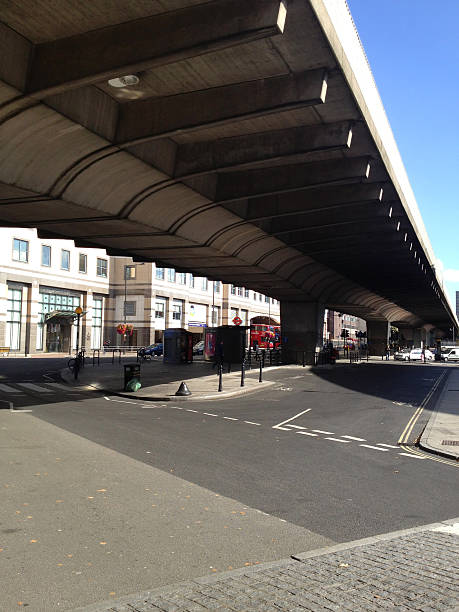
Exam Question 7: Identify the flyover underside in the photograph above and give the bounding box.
[0,0,453,331]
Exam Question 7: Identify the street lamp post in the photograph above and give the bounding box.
[75,305,83,354]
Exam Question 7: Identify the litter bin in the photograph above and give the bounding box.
[124,363,141,391]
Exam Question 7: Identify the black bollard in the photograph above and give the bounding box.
[302,351,306,367]
[227,362,231,374]
[259,358,263,383]
[218,363,223,392]
[241,360,245,387]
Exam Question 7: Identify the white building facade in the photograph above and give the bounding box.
[0,228,109,354]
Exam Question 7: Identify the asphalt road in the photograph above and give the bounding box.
[1,358,458,610]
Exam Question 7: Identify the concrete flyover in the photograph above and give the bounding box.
[0,0,457,361]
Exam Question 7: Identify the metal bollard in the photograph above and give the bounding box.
[241,360,245,387]
[302,351,306,367]
[259,358,263,383]
[227,362,231,374]
[218,363,223,392]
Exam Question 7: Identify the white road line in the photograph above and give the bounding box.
[272,408,311,430]
[186,409,198,413]
[311,429,334,435]
[341,435,366,441]
[17,383,53,393]
[45,383,75,391]
[324,437,351,443]
[244,421,261,426]
[359,444,389,452]
[377,443,399,449]
[287,424,307,429]
[296,431,318,437]
[275,426,292,431]
[223,417,238,421]
[104,397,139,405]
[0,384,24,394]
[203,413,218,417]
[398,452,426,459]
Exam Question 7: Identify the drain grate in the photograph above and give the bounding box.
[441,440,459,446]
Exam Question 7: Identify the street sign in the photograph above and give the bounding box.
[233,316,242,326]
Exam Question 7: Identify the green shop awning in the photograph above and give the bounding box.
[45,310,86,324]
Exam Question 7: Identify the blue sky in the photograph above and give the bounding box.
[347,0,459,312]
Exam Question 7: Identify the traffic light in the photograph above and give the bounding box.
[341,329,349,338]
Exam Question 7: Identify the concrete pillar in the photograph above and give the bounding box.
[280,301,324,365]
[412,328,422,347]
[398,327,414,348]
[366,320,390,357]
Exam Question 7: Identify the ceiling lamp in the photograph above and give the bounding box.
[108,75,139,88]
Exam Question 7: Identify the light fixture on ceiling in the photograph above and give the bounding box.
[108,75,140,88]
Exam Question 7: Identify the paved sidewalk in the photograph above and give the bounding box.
[75,518,459,612]
[420,368,459,460]
[61,357,288,401]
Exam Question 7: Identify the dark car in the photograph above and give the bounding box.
[192,340,204,355]
[139,343,163,358]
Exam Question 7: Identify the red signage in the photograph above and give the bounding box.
[233,316,242,326]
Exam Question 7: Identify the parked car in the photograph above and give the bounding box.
[394,348,410,361]
[139,343,163,358]
[442,348,459,362]
[192,340,204,355]
[409,348,434,361]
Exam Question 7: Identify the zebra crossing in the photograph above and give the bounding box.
[0,381,85,396]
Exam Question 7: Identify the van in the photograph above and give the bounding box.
[443,348,459,362]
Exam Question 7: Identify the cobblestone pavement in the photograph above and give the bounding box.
[76,520,459,612]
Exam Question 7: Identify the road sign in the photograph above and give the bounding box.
[233,316,242,326]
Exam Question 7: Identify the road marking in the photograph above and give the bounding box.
[341,435,366,441]
[223,417,238,421]
[359,444,389,452]
[186,409,198,413]
[244,421,261,426]
[287,424,307,429]
[46,382,75,391]
[377,443,399,449]
[324,437,351,443]
[0,384,24,394]
[398,370,447,444]
[275,426,292,431]
[311,429,334,435]
[296,431,318,436]
[104,397,139,405]
[17,383,53,393]
[272,408,311,430]
[203,413,218,417]
[398,452,425,459]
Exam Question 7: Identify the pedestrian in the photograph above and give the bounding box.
[385,345,390,360]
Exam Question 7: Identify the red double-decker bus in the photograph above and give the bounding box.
[250,323,281,350]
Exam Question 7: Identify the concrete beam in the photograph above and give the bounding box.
[46,68,328,144]
[11,0,288,96]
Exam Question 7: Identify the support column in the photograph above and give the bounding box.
[412,328,422,347]
[280,301,324,365]
[398,327,414,348]
[366,320,390,357]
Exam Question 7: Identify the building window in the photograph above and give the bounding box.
[124,301,136,316]
[214,281,221,293]
[189,274,194,288]
[244,288,249,298]
[7,287,22,350]
[238,287,243,297]
[61,249,70,270]
[13,239,29,263]
[211,306,219,325]
[41,245,51,267]
[177,272,186,284]
[201,277,208,291]
[265,295,270,303]
[241,310,248,325]
[156,267,164,280]
[259,293,262,301]
[91,298,103,349]
[97,258,108,277]
[155,302,165,318]
[167,268,176,282]
[124,265,136,280]
[79,253,87,273]
[172,304,182,320]
[230,308,238,322]
[230,284,236,295]
[253,292,257,300]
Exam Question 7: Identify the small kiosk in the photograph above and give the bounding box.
[163,328,193,364]
[204,325,249,364]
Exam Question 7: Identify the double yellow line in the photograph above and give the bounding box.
[398,369,459,468]
[398,370,447,445]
